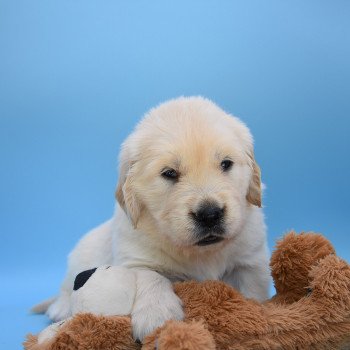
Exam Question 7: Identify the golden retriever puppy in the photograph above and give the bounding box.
[39,96,270,341]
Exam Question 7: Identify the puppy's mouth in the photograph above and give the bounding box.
[196,235,224,246]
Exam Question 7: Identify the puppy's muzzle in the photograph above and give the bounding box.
[191,201,226,246]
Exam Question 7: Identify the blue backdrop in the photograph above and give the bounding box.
[1,1,349,348]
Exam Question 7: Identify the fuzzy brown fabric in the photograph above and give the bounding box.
[163,255,350,349]
[143,320,216,350]
[24,314,139,350]
[24,232,350,350]
[270,231,336,304]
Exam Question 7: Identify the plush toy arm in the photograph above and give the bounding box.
[236,255,350,350]
[143,320,216,350]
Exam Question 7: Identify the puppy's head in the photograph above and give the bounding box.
[116,97,261,248]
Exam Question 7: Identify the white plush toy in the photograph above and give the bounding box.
[34,266,138,346]
[71,266,137,316]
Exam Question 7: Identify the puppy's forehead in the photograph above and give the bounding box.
[129,97,253,167]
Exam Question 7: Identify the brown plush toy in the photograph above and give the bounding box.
[24,232,350,350]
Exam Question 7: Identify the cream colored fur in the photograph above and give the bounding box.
[40,97,270,341]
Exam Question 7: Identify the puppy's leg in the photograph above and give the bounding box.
[131,269,184,342]
[46,220,114,321]
[225,263,271,301]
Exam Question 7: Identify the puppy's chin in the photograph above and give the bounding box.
[166,228,229,251]
[158,217,239,250]
[195,235,225,246]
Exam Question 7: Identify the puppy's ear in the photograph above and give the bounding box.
[246,151,262,207]
[115,150,143,228]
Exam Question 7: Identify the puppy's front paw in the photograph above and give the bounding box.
[46,292,71,322]
[131,293,184,342]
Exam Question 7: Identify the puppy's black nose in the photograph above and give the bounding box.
[193,202,224,227]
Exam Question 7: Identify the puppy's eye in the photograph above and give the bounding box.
[221,159,234,172]
[161,168,179,181]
